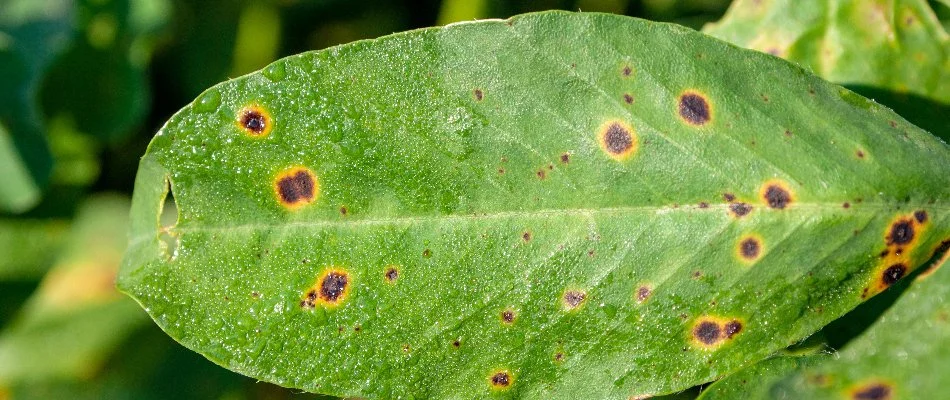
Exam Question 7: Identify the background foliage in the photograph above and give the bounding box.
[0,0,946,399]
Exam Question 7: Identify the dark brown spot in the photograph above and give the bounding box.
[275,168,317,208]
[692,270,703,279]
[636,286,651,302]
[784,129,793,137]
[852,383,892,400]
[724,320,742,338]
[602,122,634,156]
[888,220,915,245]
[501,309,515,324]
[554,352,564,362]
[497,168,505,174]
[422,249,432,258]
[857,150,865,158]
[935,240,950,257]
[739,237,761,260]
[843,202,851,209]
[879,249,889,258]
[452,340,461,348]
[239,108,268,135]
[730,203,753,217]
[522,231,532,242]
[339,206,348,216]
[474,88,484,101]
[882,263,907,286]
[622,66,632,77]
[251,291,260,298]
[385,267,398,283]
[354,325,361,332]
[536,169,546,180]
[763,184,792,209]
[319,271,348,302]
[679,91,711,126]
[560,152,570,163]
[914,210,928,223]
[563,290,586,309]
[623,93,634,104]
[723,193,736,202]
[693,321,721,345]
[698,202,709,208]
[490,371,511,388]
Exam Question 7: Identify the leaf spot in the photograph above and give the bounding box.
[914,210,928,224]
[473,88,484,101]
[274,167,318,210]
[882,263,907,286]
[850,381,892,400]
[384,266,399,283]
[729,203,753,218]
[737,236,762,262]
[887,219,915,245]
[490,371,513,389]
[301,268,350,308]
[621,65,632,77]
[636,285,652,303]
[678,90,712,126]
[761,180,793,209]
[501,308,516,325]
[236,104,272,137]
[522,231,532,242]
[560,152,570,163]
[692,320,721,345]
[562,290,587,311]
[597,120,638,161]
[623,93,634,104]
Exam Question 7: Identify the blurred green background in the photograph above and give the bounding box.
[1,0,760,398]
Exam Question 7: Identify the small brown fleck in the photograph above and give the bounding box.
[623,93,634,104]
[522,231,532,242]
[473,88,484,101]
[423,249,432,258]
[784,129,793,137]
[560,152,570,163]
[498,168,505,174]
[698,202,709,208]
[882,263,907,286]
[879,249,889,258]
[554,352,564,362]
[339,206,348,216]
[914,210,928,223]
[452,340,461,348]
[692,270,703,279]
[723,193,736,202]
[888,120,897,128]
[678,91,712,126]
[536,169,546,180]
[857,150,865,158]
[843,202,851,209]
[562,290,587,310]
[622,66,632,77]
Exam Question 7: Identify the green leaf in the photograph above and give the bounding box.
[0,217,69,281]
[703,0,950,139]
[0,0,75,212]
[697,353,829,399]
[767,257,950,399]
[119,11,950,398]
[0,195,148,384]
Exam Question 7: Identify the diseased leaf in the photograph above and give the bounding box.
[119,11,950,399]
[697,353,829,399]
[703,0,950,139]
[767,255,950,399]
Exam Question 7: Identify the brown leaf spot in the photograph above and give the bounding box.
[692,320,722,346]
[856,150,865,159]
[623,93,634,104]
[636,285,652,303]
[622,65,632,77]
[914,210,928,223]
[698,202,709,209]
[422,248,432,258]
[236,105,272,137]
[730,203,753,217]
[522,231,532,242]
[887,219,915,245]
[274,167,318,210]
[339,206,348,216]
[562,290,587,310]
[560,152,571,163]
[851,382,892,400]
[597,120,638,161]
[882,263,907,286]
[536,169,546,180]
[473,88,484,101]
[501,309,516,324]
[761,180,793,209]
[452,339,461,348]
[678,90,712,126]
[489,371,513,389]
[843,202,851,209]
[724,320,742,338]
[738,236,762,261]
[302,268,351,308]
[723,193,736,202]
[384,266,399,283]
